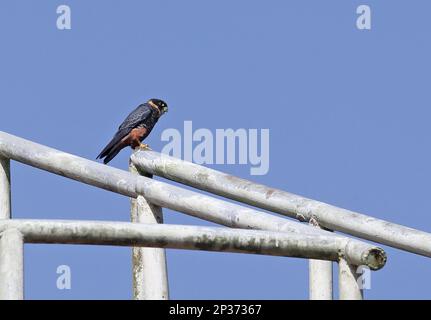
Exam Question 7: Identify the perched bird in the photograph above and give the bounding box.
[97,98,168,164]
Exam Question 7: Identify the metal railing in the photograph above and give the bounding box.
[0,131,428,300]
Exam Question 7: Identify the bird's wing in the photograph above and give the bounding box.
[118,103,152,130]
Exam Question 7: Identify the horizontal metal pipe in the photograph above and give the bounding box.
[131,150,431,258]
[0,219,370,262]
[0,132,386,269]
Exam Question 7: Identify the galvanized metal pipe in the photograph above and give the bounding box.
[309,220,333,300]
[0,157,11,219]
[0,132,138,198]
[0,219,377,263]
[309,260,333,300]
[130,164,169,300]
[338,258,363,300]
[0,132,386,269]
[130,150,431,258]
[0,229,24,300]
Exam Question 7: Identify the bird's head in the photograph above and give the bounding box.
[149,98,169,115]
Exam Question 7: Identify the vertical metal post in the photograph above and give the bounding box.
[0,229,24,300]
[309,219,333,300]
[130,162,169,300]
[309,259,333,300]
[0,157,11,219]
[338,257,363,300]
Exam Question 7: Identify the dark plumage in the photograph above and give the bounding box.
[97,99,168,164]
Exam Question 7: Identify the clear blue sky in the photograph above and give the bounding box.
[0,0,430,299]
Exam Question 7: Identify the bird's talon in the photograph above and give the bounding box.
[139,143,151,150]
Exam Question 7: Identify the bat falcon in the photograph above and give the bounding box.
[97,98,168,164]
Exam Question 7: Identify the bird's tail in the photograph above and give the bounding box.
[102,143,125,164]
[97,129,129,164]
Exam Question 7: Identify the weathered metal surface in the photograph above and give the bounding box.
[0,132,138,198]
[338,258,363,300]
[309,220,333,300]
[131,150,431,258]
[0,157,11,219]
[130,164,169,300]
[309,259,333,300]
[0,132,386,269]
[0,229,24,300]
[0,219,380,266]
[134,172,386,270]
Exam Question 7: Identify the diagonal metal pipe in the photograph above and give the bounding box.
[130,150,431,258]
[0,131,386,269]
